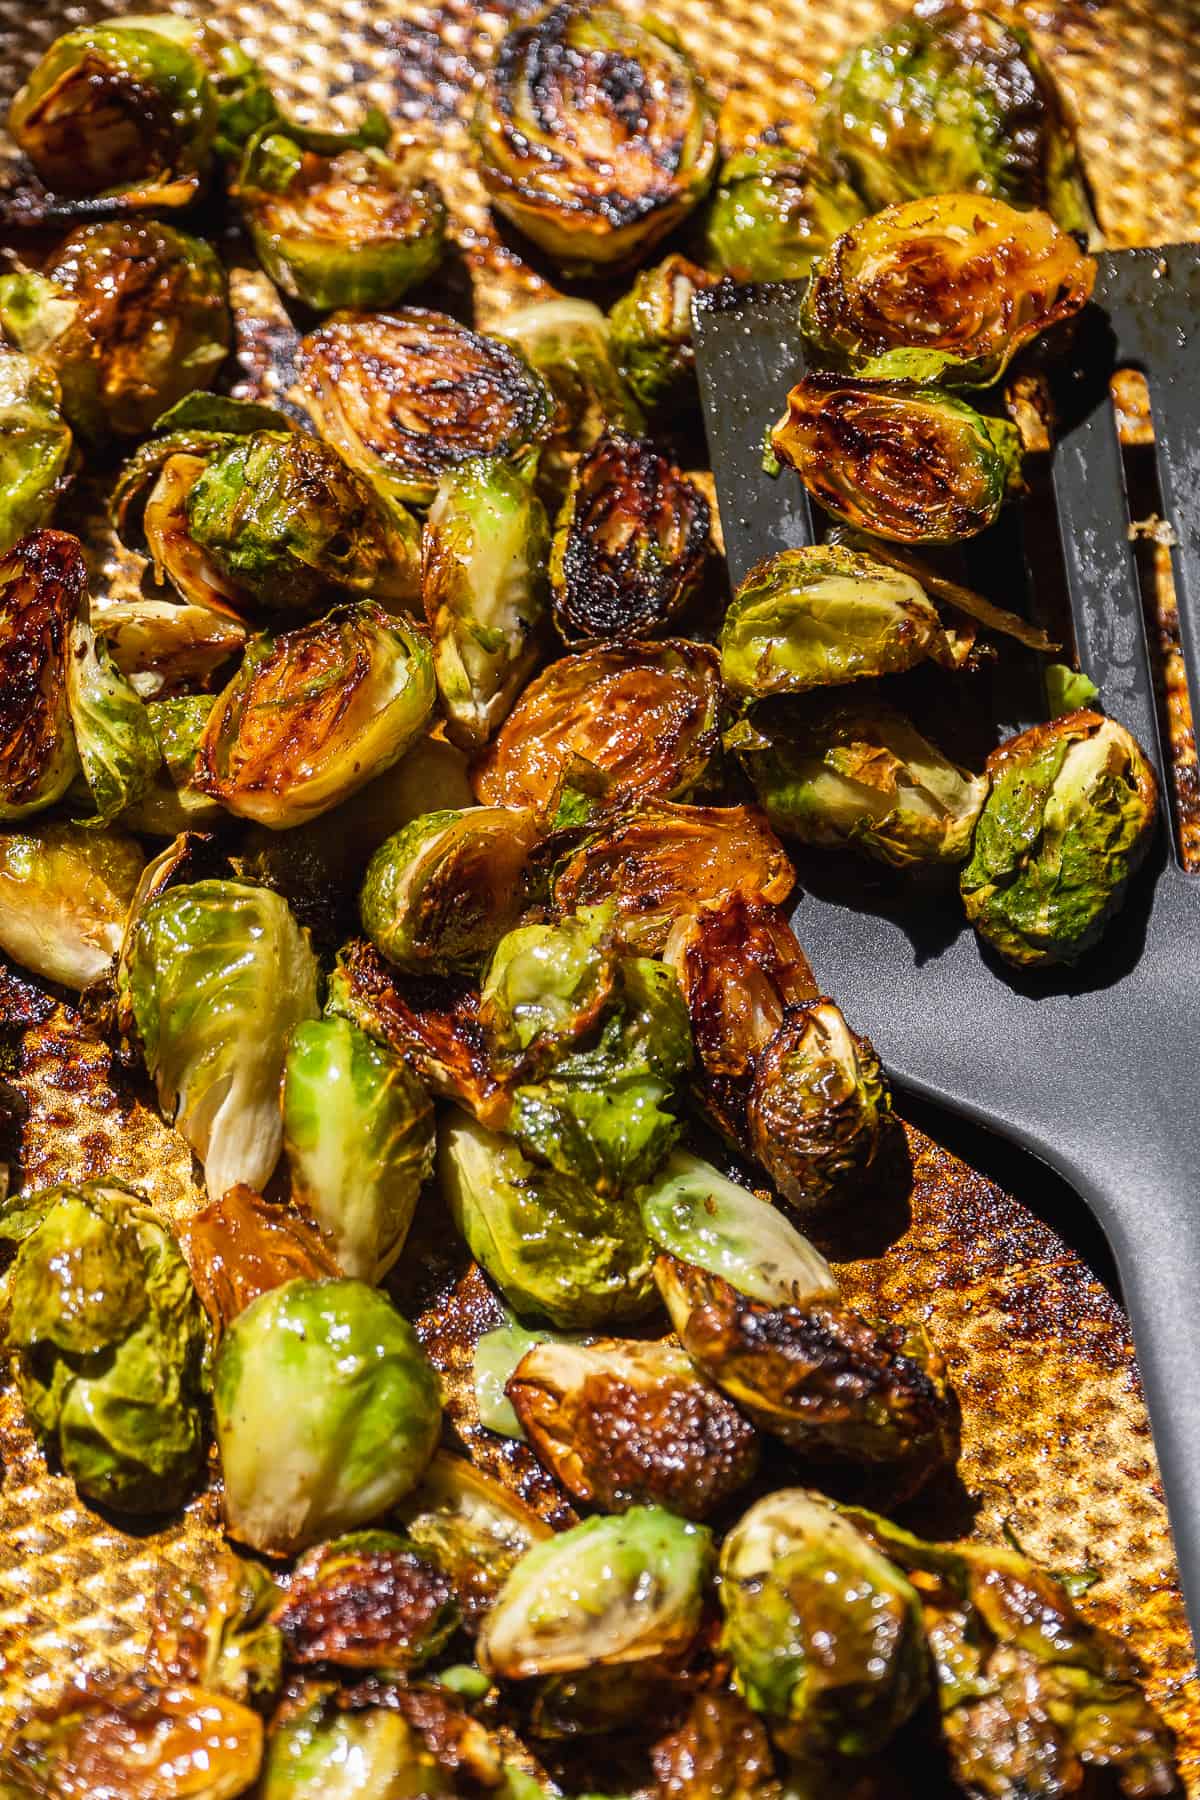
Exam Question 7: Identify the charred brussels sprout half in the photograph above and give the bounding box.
[494,299,645,470]
[146,1546,284,1706]
[550,431,710,641]
[0,530,83,819]
[213,1276,441,1555]
[772,373,1022,544]
[0,1180,208,1513]
[607,256,716,416]
[297,309,554,509]
[961,709,1158,967]
[472,3,717,273]
[396,1450,553,1623]
[0,354,73,556]
[272,1530,458,1672]
[703,144,865,283]
[720,1490,928,1760]
[0,222,230,445]
[0,822,143,991]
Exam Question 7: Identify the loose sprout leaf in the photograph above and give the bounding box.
[607,255,716,415]
[67,611,162,826]
[1045,662,1100,716]
[474,1321,565,1439]
[0,353,73,556]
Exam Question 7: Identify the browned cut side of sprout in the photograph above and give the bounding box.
[650,1691,780,1797]
[0,527,85,819]
[271,1533,457,1672]
[179,1184,342,1333]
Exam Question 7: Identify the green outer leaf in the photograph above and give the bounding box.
[67,614,161,825]
[0,355,73,556]
[702,144,864,283]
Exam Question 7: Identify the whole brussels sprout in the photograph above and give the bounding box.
[702,143,865,283]
[213,1276,441,1554]
[607,256,716,416]
[0,822,143,991]
[0,530,83,820]
[493,300,645,473]
[272,1530,458,1672]
[550,431,711,642]
[282,1016,435,1282]
[258,1683,454,1799]
[0,354,73,557]
[122,694,225,836]
[0,223,230,445]
[961,709,1158,967]
[422,458,551,751]
[0,1180,208,1513]
[771,372,1023,544]
[396,1449,553,1623]
[472,4,717,274]
[720,1490,928,1759]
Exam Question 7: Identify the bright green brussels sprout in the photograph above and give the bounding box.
[0,223,230,445]
[439,1110,657,1329]
[422,458,551,751]
[122,879,320,1200]
[0,354,73,556]
[733,700,988,867]
[493,300,645,477]
[0,1179,208,1513]
[961,709,1159,967]
[472,4,718,274]
[396,1449,554,1624]
[196,604,434,829]
[702,143,865,283]
[282,1016,435,1282]
[0,529,82,821]
[818,1,1093,234]
[0,822,143,991]
[146,1546,284,1707]
[480,904,615,1063]
[720,1490,928,1759]
[121,694,225,836]
[272,1530,458,1672]
[800,194,1096,387]
[360,806,539,977]
[213,1276,441,1555]
[772,372,1023,545]
[606,256,716,417]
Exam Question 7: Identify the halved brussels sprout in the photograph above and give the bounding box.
[296,310,554,509]
[493,300,645,474]
[961,709,1158,966]
[550,431,710,642]
[272,1531,458,1672]
[0,354,73,556]
[720,1490,927,1759]
[606,256,716,417]
[122,879,320,1200]
[0,528,83,820]
[509,1336,759,1519]
[472,4,717,273]
[196,604,434,829]
[0,1179,208,1513]
[360,806,539,976]
[180,1184,342,1333]
[650,1692,781,1800]
[702,144,865,283]
[396,1450,553,1623]
[146,1547,284,1707]
[733,700,988,867]
[818,1,1093,234]
[473,639,722,817]
[0,223,230,445]
[771,373,1023,544]
[0,822,143,991]
[439,1110,657,1328]
[801,194,1096,386]
[422,458,550,751]
[122,694,225,836]
[282,1015,435,1282]
[94,597,248,699]
[213,1276,441,1555]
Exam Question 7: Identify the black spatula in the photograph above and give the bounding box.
[693,243,1200,1640]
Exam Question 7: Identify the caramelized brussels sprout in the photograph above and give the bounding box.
[550,431,710,641]
[272,1531,457,1672]
[297,309,554,509]
[0,354,73,556]
[282,1016,435,1282]
[720,1490,927,1759]
[396,1450,553,1623]
[0,1180,208,1512]
[703,143,865,283]
[607,256,716,416]
[818,1,1093,233]
[0,822,143,990]
[473,639,721,817]
[422,458,550,751]
[213,1276,441,1555]
[180,1184,342,1333]
[0,528,83,820]
[258,1681,507,1799]
[802,195,1096,386]
[494,300,645,470]
[472,4,717,273]
[649,1692,781,1800]
[772,373,1023,544]
[961,709,1158,967]
[0,223,230,445]
[122,694,225,835]
[146,1546,284,1707]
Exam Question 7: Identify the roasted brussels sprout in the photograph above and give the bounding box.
[282,1016,435,1282]
[440,1110,657,1328]
[703,143,865,283]
[494,299,645,472]
[360,806,539,976]
[122,694,225,835]
[961,709,1158,967]
[473,639,721,817]
[122,879,320,1200]
[818,1,1093,233]
[213,1276,441,1555]
[95,596,249,699]
[607,256,716,417]
[0,529,83,821]
[196,604,434,829]
[649,1692,781,1800]
[259,1680,507,1799]
[772,373,1023,544]
[509,1336,759,1519]
[0,223,230,445]
[296,310,554,509]
[272,1530,457,1672]
[720,1490,927,1759]
[68,594,163,828]
[422,458,551,751]
[550,431,710,642]
[396,1450,553,1623]
[0,1180,208,1512]
[472,4,717,273]
[180,1184,342,1333]
[0,822,143,991]
[146,1546,284,1707]
[801,195,1096,386]
[0,354,73,556]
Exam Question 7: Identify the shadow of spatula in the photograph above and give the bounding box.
[693,243,1200,1641]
